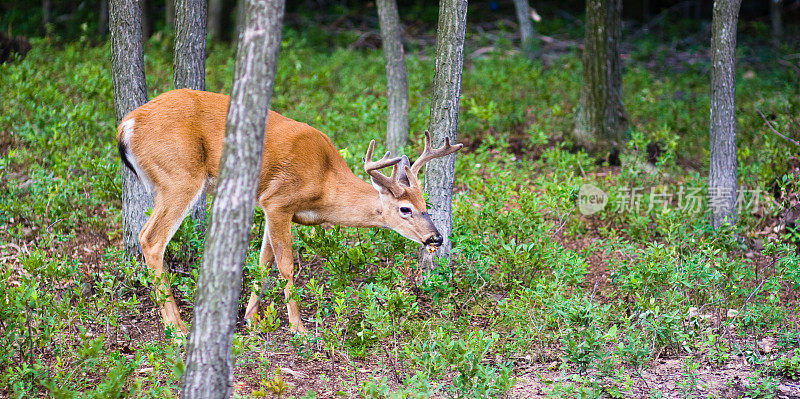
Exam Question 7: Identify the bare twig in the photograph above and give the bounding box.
[549,210,572,238]
[729,278,766,325]
[757,109,800,147]
[576,158,587,179]
[777,58,800,75]
[589,276,599,303]
[628,1,693,41]
[635,367,651,393]
[795,319,800,350]
[786,106,800,131]
[553,8,582,27]
[381,343,402,384]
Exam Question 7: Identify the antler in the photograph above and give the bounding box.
[364,140,405,197]
[409,130,464,176]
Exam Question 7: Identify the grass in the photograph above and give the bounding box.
[0,24,799,398]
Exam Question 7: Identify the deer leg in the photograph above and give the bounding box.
[139,183,204,337]
[244,220,275,321]
[264,210,307,333]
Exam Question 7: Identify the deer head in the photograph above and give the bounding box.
[364,131,463,252]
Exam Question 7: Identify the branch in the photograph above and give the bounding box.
[778,58,800,75]
[757,109,800,147]
[628,1,693,41]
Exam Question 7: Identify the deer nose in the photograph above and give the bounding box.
[425,234,443,246]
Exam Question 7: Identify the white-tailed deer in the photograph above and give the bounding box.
[117,89,462,334]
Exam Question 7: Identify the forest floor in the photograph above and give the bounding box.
[40,200,800,398]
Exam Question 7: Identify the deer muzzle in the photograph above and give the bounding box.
[424,233,443,253]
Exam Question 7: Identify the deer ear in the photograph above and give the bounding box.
[397,156,412,186]
[370,166,406,198]
[372,180,405,198]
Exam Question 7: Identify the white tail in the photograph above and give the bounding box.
[117,89,462,334]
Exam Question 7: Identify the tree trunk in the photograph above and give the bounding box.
[376,0,409,155]
[110,0,152,259]
[166,0,176,31]
[141,0,150,40]
[771,0,783,48]
[709,0,741,228]
[512,0,536,54]
[235,0,246,41]
[174,0,207,96]
[98,0,109,35]
[181,0,284,397]
[573,0,627,158]
[207,0,225,41]
[42,0,50,29]
[174,0,208,228]
[420,0,468,269]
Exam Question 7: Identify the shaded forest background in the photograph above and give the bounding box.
[2,0,799,45]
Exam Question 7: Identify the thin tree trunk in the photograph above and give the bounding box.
[771,0,783,47]
[512,0,536,54]
[175,0,208,228]
[420,0,468,269]
[573,0,627,158]
[235,0,246,41]
[141,0,150,39]
[174,0,207,94]
[166,0,176,31]
[110,0,152,259]
[98,0,109,35]
[709,0,741,228]
[42,0,50,26]
[377,0,409,154]
[207,0,224,41]
[181,0,284,397]
[643,0,650,23]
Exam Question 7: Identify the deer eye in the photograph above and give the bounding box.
[399,207,412,217]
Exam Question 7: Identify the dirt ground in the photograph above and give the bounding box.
[510,358,800,398]
[4,167,799,398]
[221,331,800,398]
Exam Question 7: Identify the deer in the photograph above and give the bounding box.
[116,88,462,335]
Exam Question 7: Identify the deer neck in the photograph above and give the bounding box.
[323,172,386,229]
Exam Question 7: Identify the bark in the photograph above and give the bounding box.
[166,0,176,31]
[42,0,50,29]
[709,0,741,228]
[642,0,650,23]
[376,0,409,154]
[110,0,152,259]
[512,0,536,53]
[175,0,208,228]
[235,0,246,41]
[98,0,109,35]
[207,0,225,41]
[573,0,627,157]
[141,0,150,39]
[420,0,468,269]
[174,0,206,94]
[771,0,783,47]
[181,0,284,397]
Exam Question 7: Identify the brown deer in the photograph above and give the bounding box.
[117,89,462,334]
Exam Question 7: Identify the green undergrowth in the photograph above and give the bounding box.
[1,28,798,398]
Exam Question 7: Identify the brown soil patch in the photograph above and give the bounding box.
[0,129,13,157]
[59,229,111,266]
[510,356,800,398]
[231,329,401,397]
